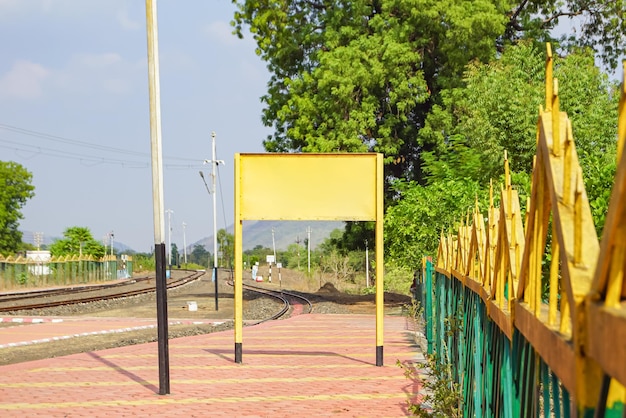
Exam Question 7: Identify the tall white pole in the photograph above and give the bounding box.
[182,221,187,265]
[145,0,169,394]
[166,209,173,266]
[211,132,218,273]
[272,227,276,262]
[202,132,224,311]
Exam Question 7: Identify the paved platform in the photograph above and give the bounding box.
[0,314,425,417]
[0,316,222,349]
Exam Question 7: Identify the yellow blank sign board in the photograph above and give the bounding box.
[236,153,382,221]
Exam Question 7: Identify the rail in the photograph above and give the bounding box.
[420,44,626,416]
[240,282,313,323]
[0,269,203,313]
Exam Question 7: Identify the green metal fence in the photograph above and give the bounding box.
[419,45,626,417]
[0,254,132,291]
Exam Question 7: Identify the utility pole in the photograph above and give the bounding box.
[203,131,224,311]
[295,235,301,269]
[34,232,43,251]
[146,0,170,394]
[307,226,311,273]
[165,209,173,267]
[182,221,187,265]
[271,227,277,263]
[110,231,115,258]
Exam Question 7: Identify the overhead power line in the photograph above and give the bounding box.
[0,123,205,169]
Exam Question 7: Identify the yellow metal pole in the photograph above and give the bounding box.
[618,61,625,162]
[574,169,582,265]
[234,154,243,363]
[375,153,384,366]
[563,120,573,206]
[548,221,559,326]
[552,79,561,156]
[545,43,553,112]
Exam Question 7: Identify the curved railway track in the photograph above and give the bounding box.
[0,270,312,324]
[241,282,313,323]
[0,270,205,313]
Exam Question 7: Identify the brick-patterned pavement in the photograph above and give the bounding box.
[0,314,425,417]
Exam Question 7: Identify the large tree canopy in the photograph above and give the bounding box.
[0,161,35,255]
[233,0,624,187]
[420,42,619,184]
[386,43,619,267]
[233,0,624,267]
[233,0,511,184]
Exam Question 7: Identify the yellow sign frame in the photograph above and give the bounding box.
[234,153,385,366]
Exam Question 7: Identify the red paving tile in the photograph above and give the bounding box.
[0,314,425,417]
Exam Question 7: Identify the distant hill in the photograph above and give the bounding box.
[191,220,345,252]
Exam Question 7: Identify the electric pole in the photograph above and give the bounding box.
[34,232,43,251]
[307,226,311,273]
[182,221,187,265]
[110,231,114,258]
[203,131,224,310]
[295,235,301,269]
[146,0,170,394]
[271,227,276,262]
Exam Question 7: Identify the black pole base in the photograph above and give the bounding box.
[214,266,219,311]
[155,243,170,394]
[235,342,242,364]
[376,345,383,367]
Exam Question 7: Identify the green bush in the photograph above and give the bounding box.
[384,264,413,294]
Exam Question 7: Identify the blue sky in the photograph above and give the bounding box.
[0,0,270,252]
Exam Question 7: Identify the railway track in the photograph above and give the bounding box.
[0,269,312,325]
[242,282,313,323]
[0,270,205,313]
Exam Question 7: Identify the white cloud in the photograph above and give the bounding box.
[0,0,19,12]
[0,0,139,23]
[75,52,123,68]
[117,8,141,31]
[51,52,143,97]
[0,60,49,100]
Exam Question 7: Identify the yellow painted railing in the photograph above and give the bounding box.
[434,44,626,415]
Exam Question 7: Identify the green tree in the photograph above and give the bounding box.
[233,1,623,268]
[0,161,35,255]
[170,243,180,267]
[233,0,510,185]
[420,42,617,218]
[385,179,485,268]
[244,244,272,267]
[422,42,618,183]
[233,0,624,187]
[189,244,210,267]
[217,229,234,268]
[279,243,300,269]
[386,43,618,268]
[49,226,106,259]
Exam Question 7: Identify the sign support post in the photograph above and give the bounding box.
[234,153,384,365]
